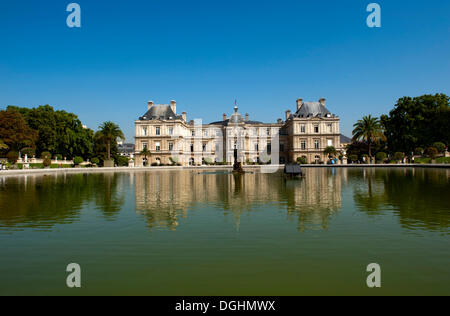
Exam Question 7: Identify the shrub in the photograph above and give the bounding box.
[91,157,100,165]
[393,152,404,161]
[21,147,35,157]
[43,158,51,167]
[151,162,158,166]
[40,151,52,159]
[425,147,438,159]
[7,151,19,164]
[349,155,358,163]
[73,156,83,165]
[296,156,307,165]
[415,147,424,156]
[376,152,387,162]
[116,156,129,167]
[433,142,446,153]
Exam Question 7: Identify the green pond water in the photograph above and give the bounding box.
[0,168,449,296]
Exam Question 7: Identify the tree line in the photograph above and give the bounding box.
[348,93,450,163]
[0,105,126,166]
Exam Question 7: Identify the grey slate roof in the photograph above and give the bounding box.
[292,102,332,118]
[139,105,183,121]
[340,134,352,144]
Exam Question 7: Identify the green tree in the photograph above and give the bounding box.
[425,147,438,159]
[73,156,84,165]
[0,109,37,151]
[433,142,446,153]
[352,115,386,161]
[7,151,19,164]
[376,152,387,162]
[7,105,94,159]
[381,94,450,153]
[324,146,337,158]
[97,122,125,161]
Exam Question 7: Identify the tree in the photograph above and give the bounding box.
[425,147,438,159]
[97,122,125,161]
[324,146,337,158]
[296,156,307,165]
[433,142,446,153]
[352,115,386,161]
[376,152,387,162]
[393,152,404,162]
[0,109,37,151]
[381,94,450,153]
[141,146,151,166]
[7,105,94,159]
[7,151,19,164]
[73,156,84,165]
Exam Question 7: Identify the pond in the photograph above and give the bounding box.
[0,168,449,295]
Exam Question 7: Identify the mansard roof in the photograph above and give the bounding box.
[292,102,333,118]
[340,134,352,144]
[139,105,183,121]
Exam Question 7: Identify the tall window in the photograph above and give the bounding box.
[142,127,148,136]
[190,144,194,152]
[327,124,332,133]
[155,142,161,151]
[327,139,333,147]
[142,142,148,150]
[266,128,270,136]
[280,142,285,152]
[168,127,173,136]
[155,127,160,135]
[216,129,221,137]
[203,130,208,137]
[267,142,272,154]
[215,143,220,152]
[254,143,259,151]
[301,141,306,150]
[202,144,207,152]
[314,125,319,133]
[314,140,320,149]
[169,142,173,151]
[191,130,195,136]
[300,125,306,133]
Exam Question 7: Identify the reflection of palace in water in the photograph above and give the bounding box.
[134,169,344,231]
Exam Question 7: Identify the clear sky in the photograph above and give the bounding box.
[1,0,449,141]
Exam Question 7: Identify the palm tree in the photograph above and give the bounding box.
[141,146,151,166]
[352,115,386,162]
[98,122,125,161]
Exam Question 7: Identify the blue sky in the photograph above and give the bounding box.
[1,0,449,141]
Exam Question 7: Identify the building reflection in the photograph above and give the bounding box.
[134,168,343,232]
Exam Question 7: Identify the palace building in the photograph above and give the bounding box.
[134,98,346,166]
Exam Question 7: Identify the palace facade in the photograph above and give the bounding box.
[134,98,346,166]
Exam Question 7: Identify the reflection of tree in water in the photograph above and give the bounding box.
[353,168,450,233]
[134,169,343,232]
[93,173,125,220]
[0,173,125,230]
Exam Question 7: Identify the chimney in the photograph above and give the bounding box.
[285,110,291,121]
[147,101,154,110]
[170,100,177,114]
[296,98,303,110]
[223,113,227,121]
[182,112,187,122]
[245,113,249,121]
[319,98,326,106]
[277,118,283,124]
